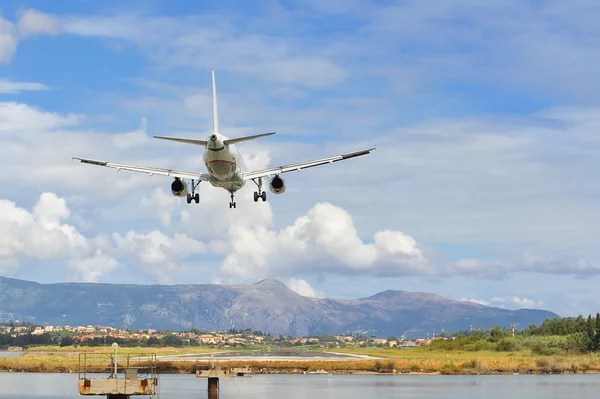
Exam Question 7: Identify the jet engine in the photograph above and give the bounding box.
[269,175,286,194]
[170,177,189,197]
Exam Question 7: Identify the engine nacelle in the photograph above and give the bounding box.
[269,175,286,194]
[170,178,189,197]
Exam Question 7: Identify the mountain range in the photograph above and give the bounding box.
[0,276,559,338]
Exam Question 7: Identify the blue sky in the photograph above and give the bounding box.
[1,0,600,322]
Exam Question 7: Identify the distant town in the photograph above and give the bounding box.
[0,321,450,349]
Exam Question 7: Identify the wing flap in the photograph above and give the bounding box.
[72,157,210,181]
[242,147,375,180]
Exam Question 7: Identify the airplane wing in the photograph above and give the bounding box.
[72,157,210,181]
[241,147,376,181]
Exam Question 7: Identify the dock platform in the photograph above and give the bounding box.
[77,344,158,399]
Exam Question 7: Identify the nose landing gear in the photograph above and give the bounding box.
[229,191,236,208]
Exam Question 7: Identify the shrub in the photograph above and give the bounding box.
[496,338,523,352]
[440,363,461,375]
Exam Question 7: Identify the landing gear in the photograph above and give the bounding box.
[186,193,199,204]
[252,178,267,202]
[229,191,236,209]
[186,179,201,204]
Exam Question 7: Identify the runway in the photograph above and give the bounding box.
[156,351,381,362]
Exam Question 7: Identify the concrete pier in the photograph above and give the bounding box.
[196,355,255,397]
[208,377,219,391]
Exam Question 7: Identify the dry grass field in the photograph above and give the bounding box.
[3,345,600,374]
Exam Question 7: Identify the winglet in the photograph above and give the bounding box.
[212,70,219,134]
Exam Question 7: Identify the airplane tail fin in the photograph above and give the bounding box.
[153,72,274,147]
[212,70,219,134]
[152,71,219,146]
[223,132,276,146]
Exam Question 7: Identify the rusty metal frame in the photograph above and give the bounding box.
[77,351,159,397]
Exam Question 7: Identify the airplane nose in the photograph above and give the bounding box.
[210,134,217,141]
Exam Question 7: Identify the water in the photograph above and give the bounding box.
[1,373,600,398]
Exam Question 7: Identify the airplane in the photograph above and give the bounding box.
[73,71,376,209]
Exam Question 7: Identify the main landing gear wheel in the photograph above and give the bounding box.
[229,191,236,209]
[187,193,199,204]
[252,178,267,202]
[253,191,267,202]
[187,179,201,204]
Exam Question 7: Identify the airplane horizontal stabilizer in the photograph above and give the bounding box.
[223,132,276,146]
[153,136,208,146]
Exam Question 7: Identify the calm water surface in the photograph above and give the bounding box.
[1,373,600,398]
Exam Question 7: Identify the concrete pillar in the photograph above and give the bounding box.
[208,377,219,391]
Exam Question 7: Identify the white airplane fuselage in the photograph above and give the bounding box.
[203,133,247,192]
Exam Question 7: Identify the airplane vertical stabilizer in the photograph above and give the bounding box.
[212,70,219,134]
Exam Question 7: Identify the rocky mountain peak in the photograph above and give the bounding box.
[254,276,286,287]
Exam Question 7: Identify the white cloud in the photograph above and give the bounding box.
[0,193,117,282]
[60,13,346,87]
[361,0,600,101]
[17,9,62,38]
[111,117,148,149]
[459,295,543,309]
[0,16,18,64]
[0,102,81,134]
[458,298,490,306]
[140,187,182,226]
[219,202,431,280]
[113,230,207,264]
[67,250,118,282]
[112,230,207,283]
[287,278,325,298]
[446,255,600,279]
[0,9,62,64]
[0,79,49,94]
[489,296,544,309]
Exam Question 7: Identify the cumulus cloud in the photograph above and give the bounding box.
[287,278,325,298]
[67,250,118,282]
[0,193,117,281]
[140,187,182,226]
[219,202,431,280]
[111,117,149,149]
[112,230,207,283]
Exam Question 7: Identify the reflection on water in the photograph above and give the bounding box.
[1,373,600,398]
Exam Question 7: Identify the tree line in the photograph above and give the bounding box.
[436,313,600,354]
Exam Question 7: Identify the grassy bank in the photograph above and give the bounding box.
[3,346,600,375]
